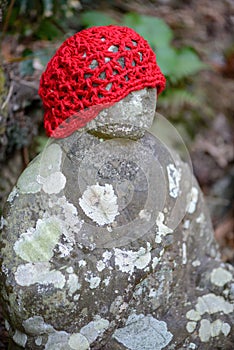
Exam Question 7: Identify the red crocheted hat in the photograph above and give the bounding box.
[39,25,166,138]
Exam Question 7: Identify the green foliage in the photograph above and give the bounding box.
[80,10,208,85]
[35,136,49,154]
[159,89,201,112]
[36,18,62,40]
[19,58,34,77]
[122,13,173,49]
[18,47,56,77]
[80,11,116,27]
[4,0,80,40]
[7,4,207,85]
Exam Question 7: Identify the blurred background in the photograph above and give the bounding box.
[0,0,234,348]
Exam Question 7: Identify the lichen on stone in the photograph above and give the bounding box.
[155,212,173,244]
[79,316,110,345]
[14,217,62,262]
[15,262,66,289]
[13,329,28,347]
[17,159,41,194]
[23,316,54,336]
[114,243,151,274]
[79,183,119,226]
[37,171,66,194]
[113,313,173,350]
[198,319,231,342]
[186,187,199,214]
[68,333,89,350]
[210,267,232,287]
[186,321,197,333]
[85,274,101,289]
[96,260,105,272]
[39,143,63,177]
[17,143,64,195]
[67,273,81,296]
[45,331,70,350]
[7,187,19,203]
[195,293,233,315]
[186,310,201,322]
[186,292,233,342]
[182,242,187,264]
[167,163,181,198]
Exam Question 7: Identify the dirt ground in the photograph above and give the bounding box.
[0,0,233,348]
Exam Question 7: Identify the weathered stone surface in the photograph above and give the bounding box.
[0,89,233,349]
[85,88,157,139]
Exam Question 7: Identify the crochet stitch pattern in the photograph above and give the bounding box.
[39,25,166,138]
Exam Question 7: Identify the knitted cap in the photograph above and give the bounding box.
[39,25,166,138]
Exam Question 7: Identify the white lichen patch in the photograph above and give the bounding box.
[152,257,160,269]
[1,264,9,277]
[17,143,64,194]
[46,196,82,257]
[66,267,74,274]
[79,183,119,226]
[97,260,105,272]
[17,159,41,194]
[192,260,201,267]
[186,292,233,340]
[38,171,66,194]
[167,163,181,198]
[186,309,201,322]
[13,330,27,347]
[14,217,62,262]
[210,267,232,287]
[35,336,43,346]
[195,293,233,315]
[40,143,63,177]
[23,316,86,349]
[155,212,173,244]
[80,316,110,344]
[97,250,112,272]
[23,316,54,336]
[103,276,111,286]
[85,275,101,289]
[139,209,151,221]
[199,319,231,342]
[186,322,197,333]
[56,197,81,232]
[110,296,125,314]
[15,262,65,289]
[183,220,190,229]
[5,320,10,331]
[113,313,173,350]
[7,187,19,203]
[196,213,205,224]
[186,187,199,214]
[0,216,7,230]
[79,260,87,267]
[68,333,89,350]
[102,251,112,262]
[182,242,187,265]
[67,273,81,296]
[114,243,151,274]
[45,330,70,350]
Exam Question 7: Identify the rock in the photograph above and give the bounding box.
[1,110,233,348]
[0,30,233,348]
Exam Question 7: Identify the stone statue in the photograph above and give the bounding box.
[0,25,233,350]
